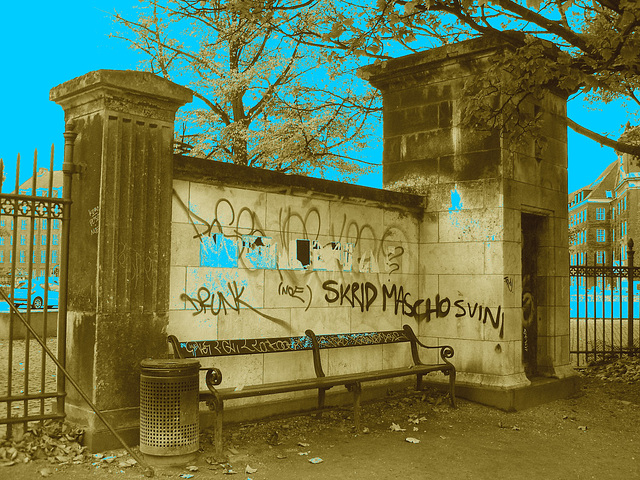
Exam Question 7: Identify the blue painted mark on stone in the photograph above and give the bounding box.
[449,185,462,212]
[242,235,277,269]
[201,233,238,268]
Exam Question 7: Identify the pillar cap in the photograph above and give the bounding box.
[358,36,514,90]
[50,69,193,110]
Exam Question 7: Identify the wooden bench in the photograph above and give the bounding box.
[168,324,455,456]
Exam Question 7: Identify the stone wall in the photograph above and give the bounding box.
[169,157,430,404]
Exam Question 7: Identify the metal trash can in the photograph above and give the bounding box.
[140,358,200,465]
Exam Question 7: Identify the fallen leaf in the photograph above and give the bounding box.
[389,423,406,432]
[246,465,258,474]
[186,465,199,472]
[405,437,420,444]
[309,457,323,464]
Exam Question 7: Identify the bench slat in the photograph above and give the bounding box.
[199,364,452,400]
[169,329,410,359]
[169,335,313,358]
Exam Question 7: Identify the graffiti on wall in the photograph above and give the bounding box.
[323,281,505,338]
[173,189,505,338]
[174,190,408,275]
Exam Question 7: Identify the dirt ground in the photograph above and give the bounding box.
[3,359,640,480]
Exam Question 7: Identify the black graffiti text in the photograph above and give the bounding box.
[322,280,378,312]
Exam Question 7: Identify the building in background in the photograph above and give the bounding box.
[568,125,640,267]
[0,168,62,282]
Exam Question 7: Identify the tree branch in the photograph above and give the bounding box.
[567,117,640,156]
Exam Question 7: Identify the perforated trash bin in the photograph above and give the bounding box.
[140,358,200,465]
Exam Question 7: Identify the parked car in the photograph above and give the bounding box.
[9,277,59,309]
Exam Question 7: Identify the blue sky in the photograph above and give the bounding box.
[0,1,630,194]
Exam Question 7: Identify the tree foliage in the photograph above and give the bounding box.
[227,0,640,155]
[113,0,380,180]
[115,1,640,174]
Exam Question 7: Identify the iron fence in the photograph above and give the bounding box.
[570,239,640,366]
[0,141,73,438]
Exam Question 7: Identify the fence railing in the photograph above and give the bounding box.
[570,239,640,366]
[0,144,73,438]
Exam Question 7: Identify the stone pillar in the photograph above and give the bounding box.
[361,37,576,408]
[50,70,192,450]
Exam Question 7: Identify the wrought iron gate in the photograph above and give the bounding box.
[570,239,640,366]
[0,137,74,438]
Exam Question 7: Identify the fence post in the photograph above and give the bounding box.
[628,238,635,354]
[50,71,192,450]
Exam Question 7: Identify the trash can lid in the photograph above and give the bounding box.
[141,358,200,370]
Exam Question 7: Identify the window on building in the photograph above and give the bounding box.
[33,220,37,230]
[19,251,25,264]
[0,220,4,227]
[33,235,37,246]
[41,251,46,264]
[596,208,605,220]
[52,250,58,264]
[20,235,26,246]
[42,219,47,230]
[53,220,60,230]
[613,228,616,242]
[606,190,613,198]
[0,251,3,263]
[41,235,46,246]
[596,229,605,242]
[52,234,58,246]
[624,196,627,210]
[21,220,27,230]
[596,251,605,264]
[0,238,3,246]
[33,251,36,263]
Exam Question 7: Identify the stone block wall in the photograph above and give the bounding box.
[169,158,429,403]
[360,36,573,388]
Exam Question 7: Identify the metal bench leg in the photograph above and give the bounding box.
[347,382,362,432]
[449,370,457,408]
[211,392,224,458]
[318,388,326,411]
[416,374,424,391]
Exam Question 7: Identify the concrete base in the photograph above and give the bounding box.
[142,452,198,467]
[66,403,140,453]
[456,375,581,412]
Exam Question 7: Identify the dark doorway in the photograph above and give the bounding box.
[521,213,543,379]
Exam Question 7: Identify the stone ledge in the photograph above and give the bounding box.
[456,374,581,412]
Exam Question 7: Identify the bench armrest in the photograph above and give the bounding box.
[204,367,223,391]
[402,324,455,367]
